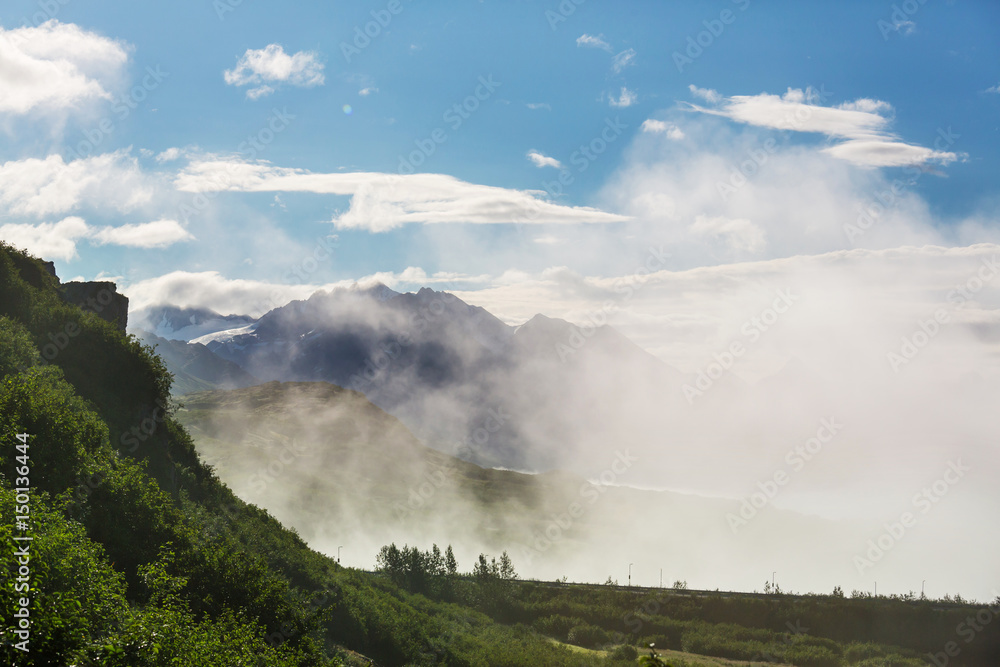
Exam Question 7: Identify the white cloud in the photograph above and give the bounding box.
[246,85,275,100]
[358,87,378,96]
[0,20,130,115]
[688,87,887,138]
[0,216,191,260]
[822,139,960,168]
[984,83,1000,94]
[609,87,637,108]
[91,219,194,248]
[174,158,629,232]
[688,85,722,105]
[691,214,766,254]
[224,44,324,98]
[837,98,894,114]
[890,19,916,36]
[641,119,685,140]
[0,150,153,217]
[685,86,962,168]
[526,150,563,169]
[155,147,182,163]
[124,271,326,316]
[576,34,612,52]
[533,235,561,245]
[0,217,91,261]
[611,48,636,73]
[526,102,551,111]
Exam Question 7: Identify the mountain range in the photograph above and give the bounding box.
[133,283,694,475]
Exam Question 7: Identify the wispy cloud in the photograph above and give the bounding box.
[641,119,685,140]
[612,48,636,73]
[155,147,183,163]
[576,33,612,52]
[174,158,629,232]
[609,87,637,108]
[526,102,551,111]
[224,44,324,99]
[984,83,1000,94]
[526,150,562,169]
[688,84,722,105]
[685,86,962,168]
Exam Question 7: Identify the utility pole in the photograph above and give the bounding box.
[660,568,663,589]
[874,581,877,597]
[772,571,776,590]
[338,546,342,563]
[922,580,926,599]
[629,563,634,589]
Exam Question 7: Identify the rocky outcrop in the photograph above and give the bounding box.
[61,281,129,333]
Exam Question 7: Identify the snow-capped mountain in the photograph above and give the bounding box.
[129,305,257,342]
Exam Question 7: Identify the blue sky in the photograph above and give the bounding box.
[2,0,999,304]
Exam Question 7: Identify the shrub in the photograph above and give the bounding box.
[784,644,841,667]
[610,643,639,661]
[535,614,578,641]
[567,623,610,648]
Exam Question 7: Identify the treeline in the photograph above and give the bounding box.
[375,543,520,618]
